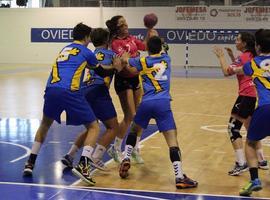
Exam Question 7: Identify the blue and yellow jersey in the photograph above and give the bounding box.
[85,48,116,87]
[46,41,98,91]
[128,53,171,102]
[243,55,270,107]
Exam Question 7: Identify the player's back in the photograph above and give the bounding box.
[251,55,270,106]
[47,42,97,91]
[88,48,115,87]
[139,53,171,101]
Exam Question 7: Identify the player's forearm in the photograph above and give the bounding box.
[93,65,116,78]
[218,56,231,76]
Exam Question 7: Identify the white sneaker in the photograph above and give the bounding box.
[90,158,109,171]
[107,145,122,163]
[131,149,144,164]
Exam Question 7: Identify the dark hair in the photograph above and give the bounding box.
[72,23,92,41]
[239,32,257,56]
[105,15,123,38]
[147,36,162,54]
[90,28,109,47]
[255,29,270,53]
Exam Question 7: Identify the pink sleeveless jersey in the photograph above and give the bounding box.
[229,51,256,97]
[111,35,145,77]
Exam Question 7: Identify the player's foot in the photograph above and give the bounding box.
[119,158,131,179]
[176,174,198,189]
[107,145,122,163]
[61,154,74,168]
[228,162,248,176]
[23,161,34,176]
[90,158,109,171]
[72,159,95,186]
[131,149,144,164]
[239,178,262,196]
[258,160,269,170]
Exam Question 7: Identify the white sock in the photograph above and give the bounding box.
[235,149,246,166]
[31,142,42,155]
[173,161,184,179]
[81,145,94,159]
[134,136,141,151]
[67,144,79,158]
[114,136,123,152]
[92,144,106,160]
[124,145,133,160]
[256,149,265,162]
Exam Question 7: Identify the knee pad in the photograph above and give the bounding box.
[169,147,181,162]
[228,117,243,142]
[126,131,137,147]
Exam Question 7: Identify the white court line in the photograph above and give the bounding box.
[0,141,31,163]
[1,181,268,200]
[0,182,169,200]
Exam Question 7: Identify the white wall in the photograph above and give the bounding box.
[0,7,268,67]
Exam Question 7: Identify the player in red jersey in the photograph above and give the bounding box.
[106,15,158,164]
[213,32,268,176]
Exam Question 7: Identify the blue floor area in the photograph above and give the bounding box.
[0,183,268,200]
[0,118,158,185]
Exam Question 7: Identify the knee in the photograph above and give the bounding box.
[228,117,243,142]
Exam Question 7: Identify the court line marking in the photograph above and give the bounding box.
[0,141,31,163]
[0,182,169,200]
[0,181,267,200]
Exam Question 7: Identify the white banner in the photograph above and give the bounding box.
[208,6,242,22]
[243,6,270,22]
[175,6,208,21]
[175,5,270,24]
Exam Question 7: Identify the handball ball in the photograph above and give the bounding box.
[143,13,158,29]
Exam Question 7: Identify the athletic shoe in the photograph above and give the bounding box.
[239,178,262,196]
[258,160,269,170]
[176,174,198,189]
[23,162,34,176]
[228,162,248,176]
[131,149,144,164]
[72,160,95,186]
[61,154,73,168]
[90,158,109,171]
[107,145,122,163]
[119,158,131,179]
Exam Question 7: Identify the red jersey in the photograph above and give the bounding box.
[111,35,145,77]
[229,51,256,97]
[111,35,145,57]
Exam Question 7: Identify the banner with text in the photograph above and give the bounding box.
[31,28,256,44]
[175,5,270,23]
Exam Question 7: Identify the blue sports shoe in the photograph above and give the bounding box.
[239,178,262,196]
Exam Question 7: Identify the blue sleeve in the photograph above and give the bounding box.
[243,61,253,76]
[86,49,98,67]
[128,57,143,72]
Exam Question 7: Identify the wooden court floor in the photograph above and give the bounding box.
[0,66,270,199]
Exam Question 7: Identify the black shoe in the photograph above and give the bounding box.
[61,154,74,168]
[72,161,95,186]
[23,162,34,176]
[176,174,198,189]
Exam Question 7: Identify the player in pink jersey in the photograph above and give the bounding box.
[106,15,158,164]
[213,32,268,176]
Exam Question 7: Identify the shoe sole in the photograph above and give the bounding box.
[259,166,269,170]
[176,182,198,189]
[228,167,249,176]
[72,168,95,186]
[119,161,130,179]
[240,185,262,196]
[61,159,73,168]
